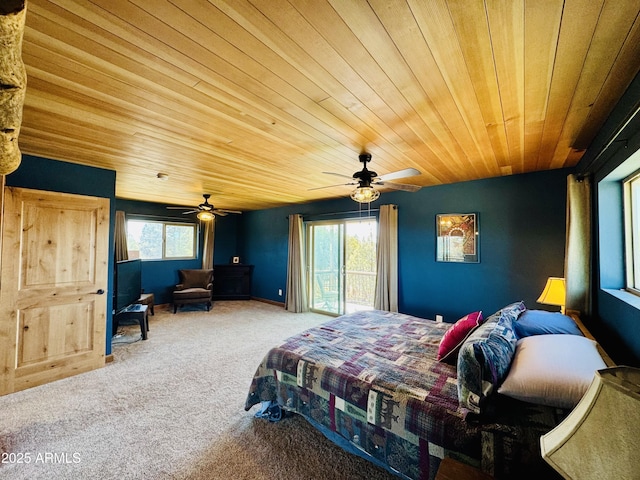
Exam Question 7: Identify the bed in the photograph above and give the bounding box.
[245,302,611,479]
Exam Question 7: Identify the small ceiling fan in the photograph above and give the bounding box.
[167,194,242,219]
[313,153,422,203]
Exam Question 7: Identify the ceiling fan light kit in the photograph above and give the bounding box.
[318,153,421,203]
[196,210,215,221]
[351,186,380,203]
[167,194,242,220]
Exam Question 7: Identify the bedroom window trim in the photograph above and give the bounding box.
[623,169,640,296]
[126,219,197,261]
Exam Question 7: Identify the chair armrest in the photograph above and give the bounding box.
[175,283,185,290]
[206,282,213,290]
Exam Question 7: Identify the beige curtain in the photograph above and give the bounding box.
[374,204,398,312]
[564,174,591,316]
[285,214,308,312]
[202,218,215,270]
[114,210,129,261]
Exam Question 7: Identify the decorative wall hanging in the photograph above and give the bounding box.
[436,213,479,263]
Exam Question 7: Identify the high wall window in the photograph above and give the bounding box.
[624,170,640,293]
[126,220,197,260]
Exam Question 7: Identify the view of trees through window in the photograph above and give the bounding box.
[345,220,377,308]
[308,218,377,314]
[127,220,196,260]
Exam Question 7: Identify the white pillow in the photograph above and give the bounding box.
[498,334,607,408]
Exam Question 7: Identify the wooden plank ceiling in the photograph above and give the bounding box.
[18,0,640,212]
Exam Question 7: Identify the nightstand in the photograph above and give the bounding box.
[435,458,493,480]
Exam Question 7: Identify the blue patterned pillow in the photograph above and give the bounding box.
[456,303,522,414]
[496,301,527,323]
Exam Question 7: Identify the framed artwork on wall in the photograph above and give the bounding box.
[436,213,479,263]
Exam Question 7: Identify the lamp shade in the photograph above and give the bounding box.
[537,277,566,307]
[540,367,640,480]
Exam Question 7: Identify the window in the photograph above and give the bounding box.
[126,220,197,260]
[307,218,377,315]
[624,170,640,293]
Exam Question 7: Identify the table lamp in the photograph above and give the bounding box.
[537,277,566,313]
[540,367,640,479]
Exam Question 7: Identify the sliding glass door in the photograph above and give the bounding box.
[307,218,377,315]
[308,222,343,314]
[345,219,377,313]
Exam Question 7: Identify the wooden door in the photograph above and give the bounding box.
[0,187,109,395]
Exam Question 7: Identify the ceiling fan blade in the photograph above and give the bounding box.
[375,181,422,192]
[322,172,356,180]
[214,209,242,215]
[181,209,199,214]
[377,168,421,182]
[213,211,228,216]
[308,182,356,191]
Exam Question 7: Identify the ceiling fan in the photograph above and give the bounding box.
[314,153,422,203]
[167,194,242,220]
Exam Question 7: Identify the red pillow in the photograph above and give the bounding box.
[437,311,483,363]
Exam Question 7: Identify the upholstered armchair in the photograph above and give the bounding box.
[172,269,214,313]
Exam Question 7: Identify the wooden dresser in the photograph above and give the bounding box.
[212,264,254,300]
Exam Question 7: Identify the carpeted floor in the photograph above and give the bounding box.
[0,301,398,480]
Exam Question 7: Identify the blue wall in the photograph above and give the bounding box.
[574,70,640,366]
[5,155,117,354]
[242,168,569,322]
[114,199,241,305]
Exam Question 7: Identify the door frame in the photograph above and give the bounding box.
[306,216,377,315]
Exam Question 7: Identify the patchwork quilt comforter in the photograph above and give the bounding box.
[244,310,566,480]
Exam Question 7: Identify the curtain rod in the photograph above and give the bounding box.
[286,209,379,220]
[581,101,640,172]
[308,208,380,217]
[287,205,398,220]
[125,212,198,223]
